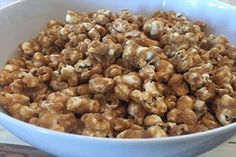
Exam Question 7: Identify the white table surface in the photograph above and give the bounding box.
[0,0,236,156]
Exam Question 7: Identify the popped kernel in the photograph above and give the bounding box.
[122,40,160,68]
[144,115,163,127]
[148,126,167,137]
[117,129,152,138]
[168,74,189,96]
[127,101,146,125]
[81,113,112,137]
[214,94,236,125]
[143,18,165,37]
[67,97,101,113]
[89,76,115,94]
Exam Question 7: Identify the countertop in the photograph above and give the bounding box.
[0,0,236,156]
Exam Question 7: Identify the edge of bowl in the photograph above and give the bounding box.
[0,0,236,143]
[1,111,236,143]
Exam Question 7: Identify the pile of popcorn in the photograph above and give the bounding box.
[0,9,236,138]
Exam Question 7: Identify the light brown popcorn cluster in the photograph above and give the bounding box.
[0,9,236,138]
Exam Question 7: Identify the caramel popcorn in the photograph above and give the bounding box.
[214,94,236,125]
[117,129,152,138]
[138,65,156,80]
[87,40,122,67]
[66,96,101,113]
[143,18,165,37]
[29,110,78,132]
[127,101,146,125]
[37,66,53,82]
[20,41,41,56]
[114,72,141,101]
[122,40,160,68]
[144,115,163,127]
[154,60,174,82]
[81,113,112,137]
[89,76,115,94]
[183,63,213,90]
[1,9,236,138]
[74,57,102,81]
[201,112,219,129]
[130,90,167,116]
[58,65,78,86]
[148,126,167,137]
[168,74,189,96]
[104,64,124,78]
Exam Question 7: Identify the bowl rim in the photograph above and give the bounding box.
[0,0,236,143]
[1,111,236,143]
[1,0,236,10]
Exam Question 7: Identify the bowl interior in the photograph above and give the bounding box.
[0,0,236,124]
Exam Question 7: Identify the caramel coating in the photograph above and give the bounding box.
[0,9,236,138]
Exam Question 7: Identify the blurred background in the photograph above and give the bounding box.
[1,0,236,8]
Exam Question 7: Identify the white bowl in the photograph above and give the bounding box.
[0,0,236,157]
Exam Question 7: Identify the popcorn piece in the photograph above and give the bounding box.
[109,19,138,34]
[29,110,78,132]
[214,94,236,125]
[66,10,83,24]
[19,41,41,56]
[58,65,78,86]
[167,108,197,125]
[111,118,132,132]
[67,97,101,113]
[183,63,213,90]
[154,60,174,82]
[89,77,115,94]
[168,74,189,96]
[118,10,145,28]
[114,72,141,101]
[169,124,191,136]
[87,40,122,67]
[117,129,152,138]
[195,82,216,101]
[115,72,141,89]
[74,57,103,81]
[164,95,177,110]
[77,84,91,95]
[216,83,234,96]
[143,81,160,97]
[93,9,112,26]
[201,113,219,129]
[127,101,146,125]
[114,83,131,102]
[122,40,161,68]
[104,64,124,78]
[139,65,156,80]
[193,99,208,118]
[61,48,83,65]
[37,66,53,82]
[213,66,233,85]
[130,90,167,116]
[32,52,48,67]
[143,18,165,37]
[148,126,167,138]
[61,87,77,97]
[176,95,194,110]
[81,113,111,137]
[0,92,33,121]
[144,115,163,127]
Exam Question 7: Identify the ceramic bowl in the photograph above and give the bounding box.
[0,0,236,157]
